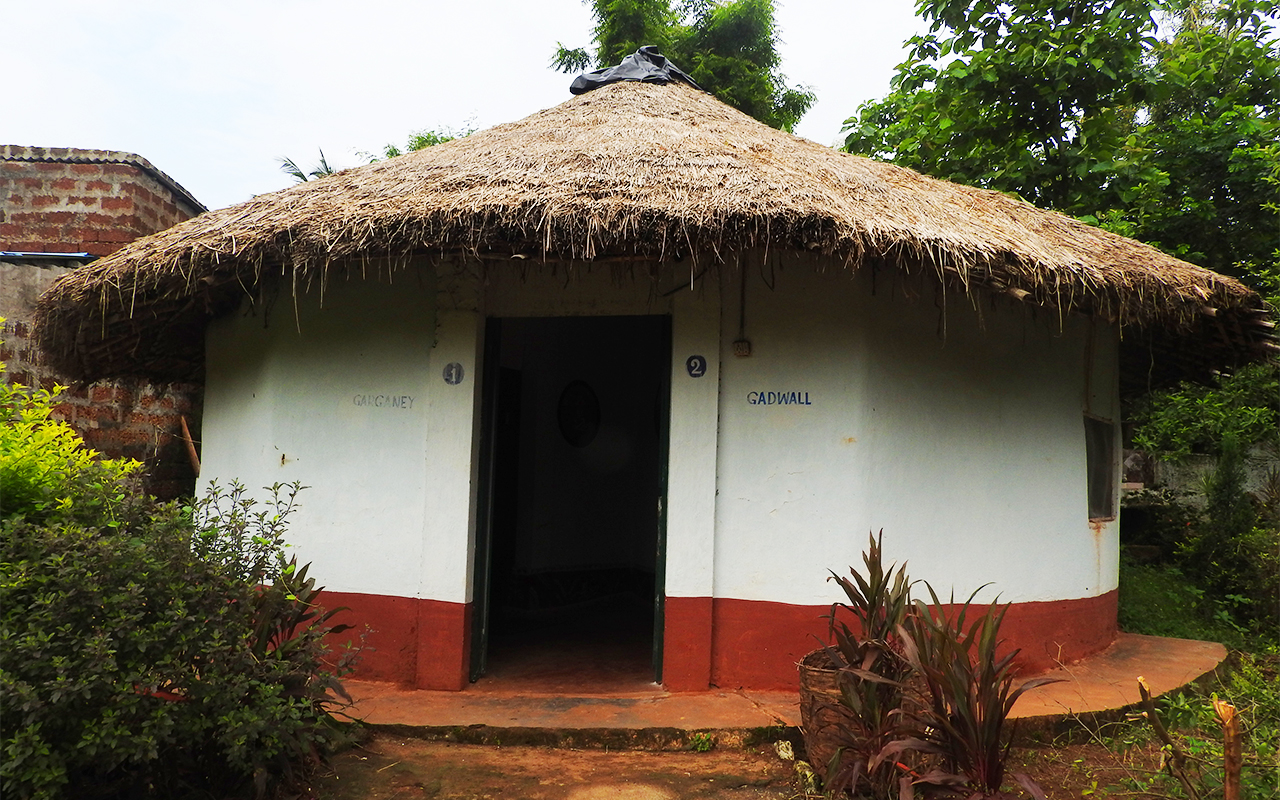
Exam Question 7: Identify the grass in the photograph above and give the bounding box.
[1010,652,1280,799]
[1117,556,1260,650]
[1097,552,1280,798]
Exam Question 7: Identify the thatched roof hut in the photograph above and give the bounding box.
[34,80,1275,389]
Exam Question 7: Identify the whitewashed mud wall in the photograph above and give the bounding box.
[201,269,440,598]
[711,264,1120,608]
[201,257,1120,617]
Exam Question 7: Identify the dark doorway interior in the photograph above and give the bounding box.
[474,315,669,690]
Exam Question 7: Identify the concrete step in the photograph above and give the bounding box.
[341,633,1226,746]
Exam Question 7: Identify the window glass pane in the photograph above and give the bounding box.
[1085,416,1116,520]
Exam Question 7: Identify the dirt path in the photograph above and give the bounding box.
[303,729,1167,799]
[308,733,799,799]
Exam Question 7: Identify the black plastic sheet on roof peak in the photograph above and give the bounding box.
[570,46,702,95]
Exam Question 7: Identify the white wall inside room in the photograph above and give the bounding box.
[712,262,1120,607]
[202,268,436,598]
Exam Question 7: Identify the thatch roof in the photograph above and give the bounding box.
[34,80,1275,388]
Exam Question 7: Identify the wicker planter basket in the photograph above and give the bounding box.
[797,648,856,778]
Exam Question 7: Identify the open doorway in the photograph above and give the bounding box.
[471,315,670,689]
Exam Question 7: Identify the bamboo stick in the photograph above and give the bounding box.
[179,415,200,477]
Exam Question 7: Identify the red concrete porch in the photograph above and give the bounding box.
[342,633,1226,731]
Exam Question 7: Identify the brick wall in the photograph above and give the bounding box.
[2,147,207,500]
[1,147,203,256]
[1,315,203,500]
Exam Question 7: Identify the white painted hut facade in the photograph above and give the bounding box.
[37,81,1272,691]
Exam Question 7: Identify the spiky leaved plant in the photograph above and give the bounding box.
[883,583,1059,798]
[819,532,918,797]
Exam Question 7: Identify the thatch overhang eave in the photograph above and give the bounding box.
[30,79,1273,384]
[35,234,1272,387]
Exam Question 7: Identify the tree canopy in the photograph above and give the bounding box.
[553,0,814,132]
[366,123,476,162]
[843,0,1279,284]
[280,125,475,183]
[279,149,337,182]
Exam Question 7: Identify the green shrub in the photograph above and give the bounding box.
[1118,436,1279,645]
[0,369,355,799]
[1131,362,1279,461]
[1,486,355,799]
[1118,558,1256,650]
[0,379,137,524]
[1181,436,1280,630]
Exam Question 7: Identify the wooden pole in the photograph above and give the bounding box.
[178,415,200,478]
[1214,698,1241,800]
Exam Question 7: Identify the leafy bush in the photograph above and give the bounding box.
[1,371,355,799]
[1118,436,1279,645]
[1131,362,1279,461]
[0,378,137,523]
[1181,435,1280,629]
[1,485,355,799]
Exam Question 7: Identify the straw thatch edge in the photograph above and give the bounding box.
[31,81,1275,385]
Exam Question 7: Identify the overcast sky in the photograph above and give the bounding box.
[7,1,928,211]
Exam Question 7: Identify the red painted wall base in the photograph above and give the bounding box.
[321,589,1116,692]
[693,592,1118,690]
[318,591,470,690]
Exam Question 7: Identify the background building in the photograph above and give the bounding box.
[2,145,206,498]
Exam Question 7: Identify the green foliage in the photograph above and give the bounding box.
[1183,436,1280,628]
[553,0,814,132]
[844,0,1280,284]
[555,0,677,70]
[0,380,137,524]
[278,149,337,183]
[1118,440,1278,647]
[1219,655,1280,798]
[846,0,1158,209]
[365,123,477,162]
[190,479,300,584]
[1131,362,1280,459]
[282,123,476,181]
[1118,557,1256,649]
[1129,655,1280,799]
[0,365,355,799]
[1,484,355,799]
[1120,2,1280,275]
